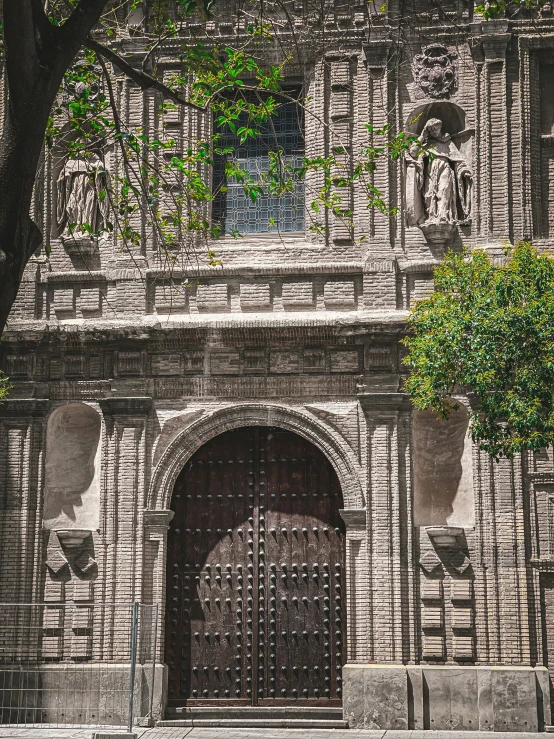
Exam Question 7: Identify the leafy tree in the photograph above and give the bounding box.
[403,243,554,460]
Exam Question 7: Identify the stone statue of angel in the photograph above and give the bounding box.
[56,152,109,239]
[406,118,472,228]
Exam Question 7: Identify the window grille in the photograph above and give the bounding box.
[213,99,305,235]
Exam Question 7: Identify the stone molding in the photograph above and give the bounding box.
[340,508,367,528]
[144,509,175,529]
[99,397,152,416]
[148,403,364,512]
[363,25,392,71]
[357,392,410,412]
[470,20,512,62]
[0,399,49,418]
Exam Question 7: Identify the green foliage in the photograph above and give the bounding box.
[403,243,554,460]
[38,0,416,267]
[474,0,544,18]
[0,372,9,401]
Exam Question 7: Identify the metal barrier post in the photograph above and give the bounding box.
[127,602,139,733]
[149,604,158,720]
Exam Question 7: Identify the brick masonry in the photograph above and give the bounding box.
[1,2,554,730]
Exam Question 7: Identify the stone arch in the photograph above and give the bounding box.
[148,403,364,512]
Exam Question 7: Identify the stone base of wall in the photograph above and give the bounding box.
[343,664,551,732]
[0,662,164,726]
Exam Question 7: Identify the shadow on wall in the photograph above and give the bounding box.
[43,404,101,531]
[412,404,475,527]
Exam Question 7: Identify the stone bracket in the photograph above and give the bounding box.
[339,508,367,528]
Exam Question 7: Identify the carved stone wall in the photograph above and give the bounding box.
[2,1,554,730]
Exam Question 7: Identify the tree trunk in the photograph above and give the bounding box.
[0,0,109,335]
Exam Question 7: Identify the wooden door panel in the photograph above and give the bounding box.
[166,426,345,707]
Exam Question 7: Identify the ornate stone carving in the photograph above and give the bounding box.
[405,118,472,243]
[412,44,458,99]
[56,152,109,255]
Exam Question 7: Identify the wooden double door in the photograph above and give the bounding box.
[165,426,346,706]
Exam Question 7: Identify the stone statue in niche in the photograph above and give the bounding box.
[56,152,108,254]
[412,44,458,99]
[405,118,472,243]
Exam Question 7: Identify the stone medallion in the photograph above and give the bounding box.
[412,44,458,98]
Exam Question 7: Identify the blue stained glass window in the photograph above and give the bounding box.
[212,99,305,235]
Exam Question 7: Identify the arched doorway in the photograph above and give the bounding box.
[165,426,345,707]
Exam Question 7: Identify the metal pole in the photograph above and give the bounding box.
[127,602,139,734]
[149,605,158,720]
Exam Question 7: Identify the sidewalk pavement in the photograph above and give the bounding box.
[0,728,551,739]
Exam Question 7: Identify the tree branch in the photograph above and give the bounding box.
[86,37,206,112]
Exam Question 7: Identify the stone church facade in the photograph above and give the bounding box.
[2,0,554,731]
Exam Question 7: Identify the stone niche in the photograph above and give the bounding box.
[412,404,475,527]
[43,404,101,534]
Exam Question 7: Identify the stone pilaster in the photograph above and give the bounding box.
[358,392,414,664]
[470,21,512,247]
[143,509,174,662]
[99,397,151,659]
[340,508,368,662]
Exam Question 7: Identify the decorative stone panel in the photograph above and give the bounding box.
[239,283,272,310]
[244,349,266,373]
[79,287,102,314]
[421,578,443,601]
[422,635,445,659]
[183,351,204,373]
[53,287,75,315]
[282,282,314,308]
[323,281,356,308]
[210,351,240,375]
[303,349,325,372]
[152,354,181,376]
[422,606,443,629]
[452,606,474,630]
[365,346,392,370]
[270,351,300,374]
[64,355,84,378]
[330,350,360,373]
[196,283,229,311]
[116,351,143,376]
[4,355,31,379]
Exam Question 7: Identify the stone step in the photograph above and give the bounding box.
[157,719,349,729]
[164,706,343,720]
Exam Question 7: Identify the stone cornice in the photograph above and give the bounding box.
[0,399,50,418]
[99,397,152,416]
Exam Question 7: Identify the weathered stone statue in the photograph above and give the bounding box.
[56,152,108,242]
[405,118,472,241]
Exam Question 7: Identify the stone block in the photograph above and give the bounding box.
[424,666,479,730]
[343,665,408,729]
[490,667,540,731]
